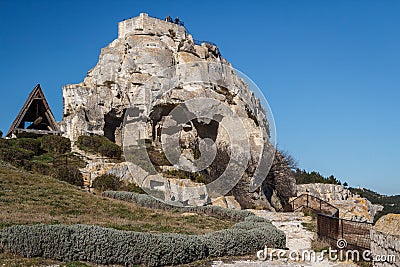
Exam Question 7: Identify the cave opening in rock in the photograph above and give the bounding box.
[191,119,219,142]
[149,103,177,142]
[103,109,126,145]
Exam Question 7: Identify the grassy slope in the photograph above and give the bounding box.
[0,165,234,234]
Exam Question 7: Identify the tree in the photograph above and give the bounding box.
[279,150,298,171]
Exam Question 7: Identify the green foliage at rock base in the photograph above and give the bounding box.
[51,165,84,187]
[92,174,122,192]
[76,135,122,159]
[40,135,71,154]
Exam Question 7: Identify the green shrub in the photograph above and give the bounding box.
[15,132,39,139]
[0,224,209,266]
[51,165,84,186]
[14,138,42,155]
[0,138,12,149]
[76,135,101,153]
[205,224,285,257]
[0,146,35,167]
[98,142,122,158]
[294,169,342,185]
[0,221,285,266]
[120,182,146,194]
[102,191,254,222]
[40,135,71,154]
[31,161,51,175]
[77,135,121,159]
[147,146,171,166]
[92,174,122,192]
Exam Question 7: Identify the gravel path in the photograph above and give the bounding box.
[212,211,359,267]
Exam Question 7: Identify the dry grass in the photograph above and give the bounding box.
[311,237,332,252]
[0,252,105,267]
[0,166,234,235]
[0,252,61,267]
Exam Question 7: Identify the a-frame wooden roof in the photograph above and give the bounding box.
[6,84,61,138]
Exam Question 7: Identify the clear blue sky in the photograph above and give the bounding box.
[0,0,399,195]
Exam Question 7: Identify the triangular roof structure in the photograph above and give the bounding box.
[6,84,61,138]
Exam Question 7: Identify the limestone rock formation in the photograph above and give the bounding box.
[371,214,400,267]
[296,183,383,222]
[297,183,352,202]
[62,13,296,209]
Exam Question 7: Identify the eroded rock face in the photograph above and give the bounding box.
[296,183,384,222]
[297,183,352,202]
[63,13,296,209]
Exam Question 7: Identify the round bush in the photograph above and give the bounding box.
[98,142,122,158]
[77,135,121,159]
[0,147,35,167]
[15,138,42,155]
[31,162,51,175]
[92,174,122,192]
[40,135,71,154]
[76,135,101,152]
[51,165,84,186]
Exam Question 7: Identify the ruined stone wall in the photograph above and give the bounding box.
[118,13,187,39]
[371,214,400,266]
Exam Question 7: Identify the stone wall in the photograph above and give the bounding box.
[371,214,400,266]
[118,13,187,40]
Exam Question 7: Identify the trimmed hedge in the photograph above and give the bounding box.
[0,192,285,266]
[102,191,254,222]
[0,221,285,266]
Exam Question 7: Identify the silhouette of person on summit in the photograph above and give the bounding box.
[175,17,180,24]
[165,15,172,22]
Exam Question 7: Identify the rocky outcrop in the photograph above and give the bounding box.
[211,196,241,210]
[296,183,384,222]
[62,13,296,208]
[371,214,400,267]
[297,183,352,202]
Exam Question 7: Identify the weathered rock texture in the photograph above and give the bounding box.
[297,183,383,222]
[371,214,400,267]
[62,13,296,209]
[297,183,352,202]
